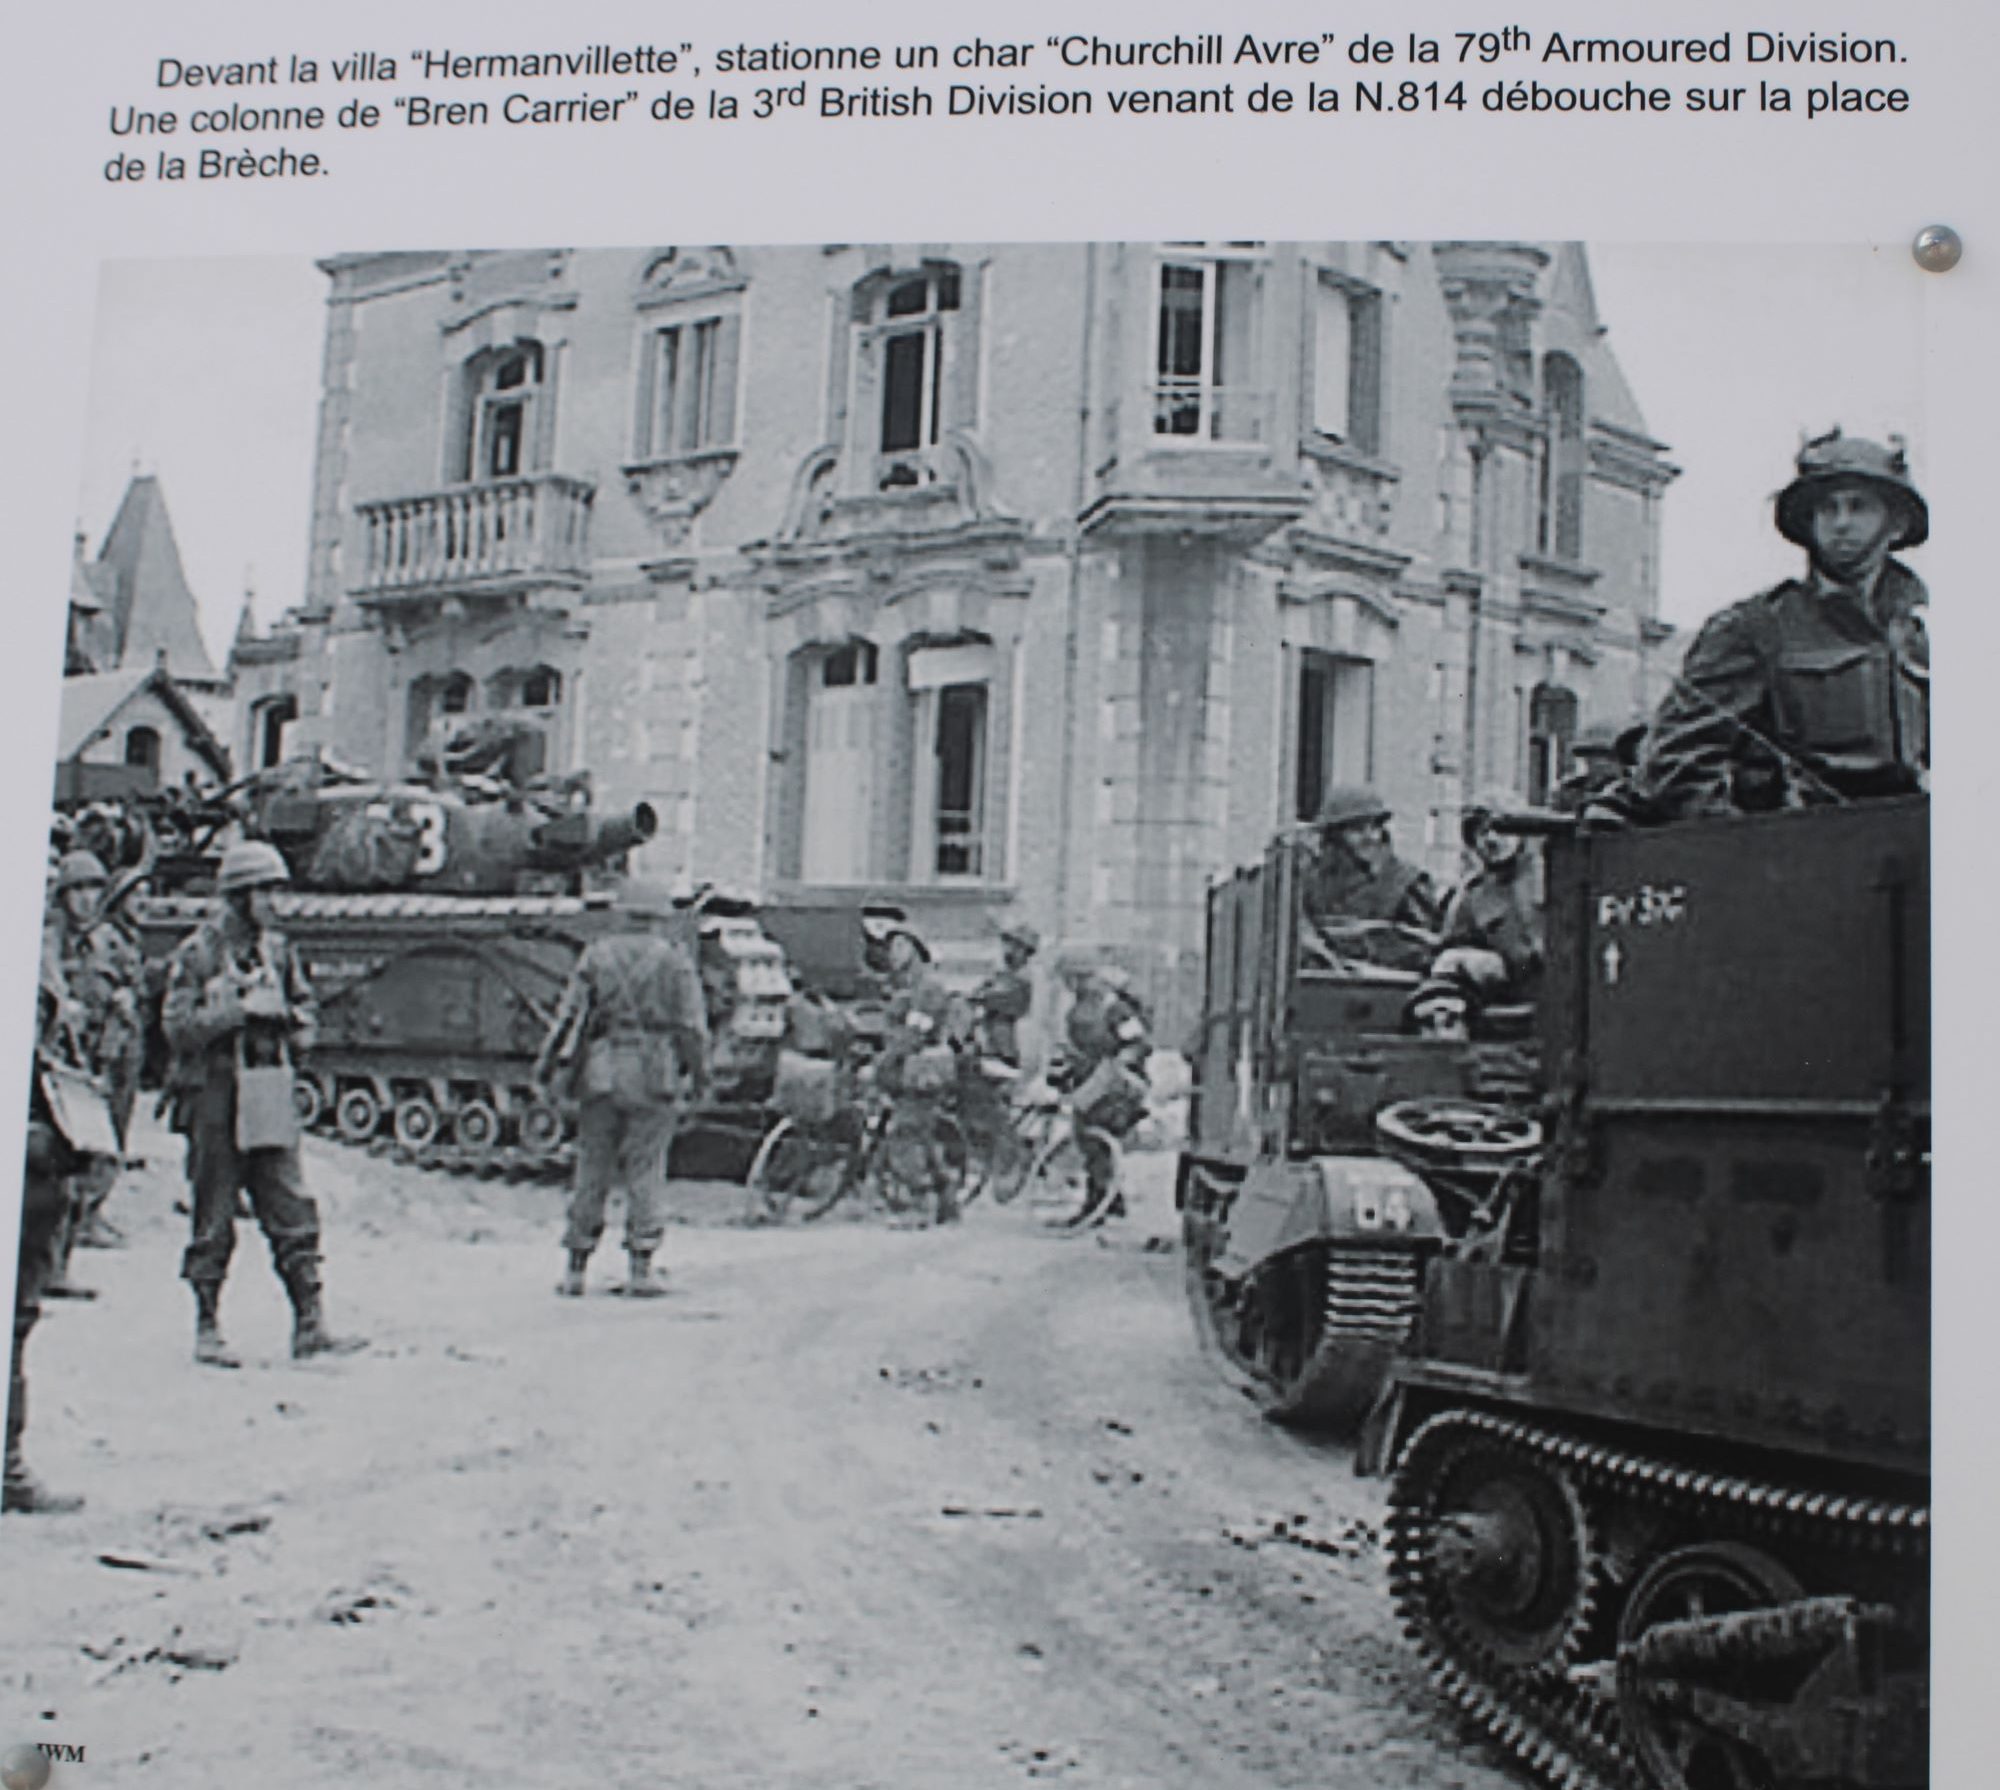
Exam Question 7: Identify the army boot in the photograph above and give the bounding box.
[192,1283,240,1370]
[557,1250,589,1298]
[285,1267,367,1360]
[624,1251,667,1299]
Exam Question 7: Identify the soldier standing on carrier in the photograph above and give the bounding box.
[1633,429,1929,820]
[45,851,144,1287]
[536,894,710,1299]
[162,840,366,1368]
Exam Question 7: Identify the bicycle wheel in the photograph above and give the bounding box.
[986,1110,1049,1206]
[1024,1126,1124,1229]
[745,1118,854,1224]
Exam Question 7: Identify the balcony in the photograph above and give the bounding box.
[1081,383,1308,544]
[352,474,595,607]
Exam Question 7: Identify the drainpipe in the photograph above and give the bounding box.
[1462,428,1489,791]
[1053,242,1097,952]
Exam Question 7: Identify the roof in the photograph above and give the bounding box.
[88,476,218,681]
[56,666,231,778]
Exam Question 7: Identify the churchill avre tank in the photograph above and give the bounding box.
[125,753,790,1174]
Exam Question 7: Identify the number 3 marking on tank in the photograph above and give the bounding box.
[406,799,448,874]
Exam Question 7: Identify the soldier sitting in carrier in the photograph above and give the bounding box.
[1408,790,1545,1043]
[1299,786,1443,976]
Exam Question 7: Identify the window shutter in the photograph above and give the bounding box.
[1351,293,1385,456]
[707,313,741,447]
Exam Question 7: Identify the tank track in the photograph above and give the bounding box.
[1191,1238,1424,1432]
[1385,1407,1927,1790]
[329,1130,576,1181]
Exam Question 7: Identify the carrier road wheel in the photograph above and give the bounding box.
[335,1085,382,1144]
[1386,1413,1601,1680]
[394,1093,441,1152]
[1616,1542,1804,1790]
[292,1074,327,1129]
[454,1099,502,1156]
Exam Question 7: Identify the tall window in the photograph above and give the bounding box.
[1154,249,1262,443]
[254,695,298,770]
[1294,651,1374,822]
[879,270,959,459]
[907,636,995,882]
[1527,683,1578,806]
[1309,275,1385,453]
[637,314,739,458]
[460,342,546,483]
[1539,354,1585,560]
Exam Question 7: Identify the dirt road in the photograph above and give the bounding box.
[3,1119,1518,1790]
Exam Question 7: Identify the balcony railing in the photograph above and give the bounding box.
[353,474,595,602]
[1149,382,1272,447]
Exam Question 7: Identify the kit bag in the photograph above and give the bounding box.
[1074,1058,1150,1135]
[583,1033,680,1110]
[40,1056,121,1159]
[234,1036,301,1152]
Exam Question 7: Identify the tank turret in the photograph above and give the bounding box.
[247,773,657,897]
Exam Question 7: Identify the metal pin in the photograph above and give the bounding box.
[1912,225,1962,273]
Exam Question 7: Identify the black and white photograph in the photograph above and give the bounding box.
[0,235,1936,1788]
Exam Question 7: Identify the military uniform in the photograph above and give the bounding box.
[1434,859,1544,1006]
[969,965,1033,1067]
[1302,854,1444,973]
[541,928,709,1289]
[1063,975,1151,1221]
[875,950,961,1222]
[1636,563,1928,819]
[162,907,324,1313]
[48,903,144,1264]
[1636,431,1930,822]
[7,960,85,1512]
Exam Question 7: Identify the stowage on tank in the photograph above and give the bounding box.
[124,753,790,1173]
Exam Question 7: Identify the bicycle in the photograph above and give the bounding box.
[743,1061,967,1228]
[953,1055,1129,1229]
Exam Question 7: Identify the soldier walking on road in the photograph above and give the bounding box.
[536,893,710,1299]
[162,840,367,1368]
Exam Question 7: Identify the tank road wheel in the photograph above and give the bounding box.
[1387,1414,1601,1682]
[1615,1542,1805,1790]
[394,1092,442,1154]
[292,1073,328,1130]
[454,1098,502,1158]
[335,1085,383,1144]
[518,1099,566,1158]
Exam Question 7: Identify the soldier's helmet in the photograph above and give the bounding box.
[1000,922,1041,955]
[1315,785,1391,831]
[55,850,110,893]
[216,839,292,895]
[1775,429,1928,551]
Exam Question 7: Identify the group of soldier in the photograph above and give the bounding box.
[1305,427,1929,1033]
[4,426,1929,1514]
